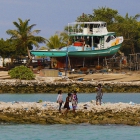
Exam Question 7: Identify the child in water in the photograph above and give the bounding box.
[63,93,72,115]
[57,90,63,112]
[72,90,78,113]
[96,84,103,105]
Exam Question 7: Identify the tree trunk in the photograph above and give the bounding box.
[131,43,135,54]
[26,47,32,67]
[2,57,5,67]
[10,56,14,65]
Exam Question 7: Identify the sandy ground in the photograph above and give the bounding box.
[0,71,11,79]
[0,70,140,82]
[67,71,140,82]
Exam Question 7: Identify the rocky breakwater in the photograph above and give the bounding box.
[0,79,140,93]
[0,101,140,125]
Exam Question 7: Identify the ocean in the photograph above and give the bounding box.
[0,124,140,140]
[0,93,140,140]
[0,93,139,103]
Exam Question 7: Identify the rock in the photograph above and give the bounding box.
[0,101,140,125]
[0,79,140,93]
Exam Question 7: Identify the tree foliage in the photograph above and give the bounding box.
[6,18,46,65]
[0,38,18,66]
[46,32,68,49]
[115,13,140,54]
[0,38,16,58]
[8,65,35,80]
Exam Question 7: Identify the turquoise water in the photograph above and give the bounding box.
[0,124,140,140]
[0,93,140,140]
[0,93,139,103]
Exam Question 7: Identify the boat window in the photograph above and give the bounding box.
[106,35,116,42]
[106,36,111,42]
[90,24,93,31]
[84,24,87,28]
[93,24,100,28]
[113,35,116,38]
[94,37,100,44]
[111,35,115,40]
[104,23,106,27]
[101,24,104,27]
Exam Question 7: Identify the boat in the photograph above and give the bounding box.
[30,21,123,68]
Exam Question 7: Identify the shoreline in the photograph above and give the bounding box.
[0,71,140,93]
[0,101,140,125]
[0,79,140,93]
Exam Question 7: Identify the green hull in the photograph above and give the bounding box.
[31,44,121,58]
[30,51,67,57]
[68,44,121,57]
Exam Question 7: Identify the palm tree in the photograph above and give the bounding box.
[46,32,69,69]
[6,18,46,66]
[60,32,69,45]
[39,46,48,50]
[46,32,69,49]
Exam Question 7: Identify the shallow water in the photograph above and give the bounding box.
[0,124,140,140]
[0,93,140,140]
[0,93,139,104]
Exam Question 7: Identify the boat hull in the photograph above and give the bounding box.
[31,44,122,58]
[68,44,121,57]
[30,51,67,57]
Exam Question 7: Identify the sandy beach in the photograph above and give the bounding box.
[0,70,140,93]
[0,70,140,82]
[67,71,140,82]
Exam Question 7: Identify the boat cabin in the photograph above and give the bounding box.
[68,22,120,50]
[68,21,108,35]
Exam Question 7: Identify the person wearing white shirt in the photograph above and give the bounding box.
[57,90,63,112]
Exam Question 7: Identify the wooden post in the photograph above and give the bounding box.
[136,54,138,70]
[68,56,71,70]
[98,56,99,66]
[105,57,108,69]
[130,55,131,71]
[83,57,85,67]
[120,57,122,70]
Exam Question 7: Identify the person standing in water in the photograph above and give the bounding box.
[57,90,63,112]
[96,84,103,105]
[63,93,72,115]
[72,90,78,113]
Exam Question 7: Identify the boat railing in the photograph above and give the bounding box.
[92,27,108,35]
[68,28,83,35]
[68,26,108,35]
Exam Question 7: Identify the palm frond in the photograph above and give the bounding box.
[28,30,41,36]
[6,18,46,58]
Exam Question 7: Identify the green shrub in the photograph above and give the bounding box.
[8,65,35,80]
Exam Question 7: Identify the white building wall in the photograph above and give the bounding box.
[0,57,11,67]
